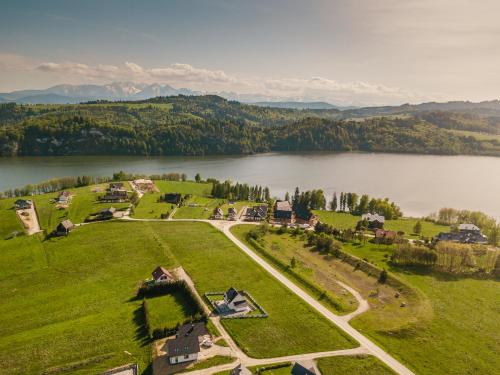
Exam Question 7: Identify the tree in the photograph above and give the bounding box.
[378,269,388,284]
[414,221,422,234]
[292,187,300,207]
[284,191,290,202]
[356,194,369,215]
[195,173,201,183]
[330,192,338,211]
[339,192,345,211]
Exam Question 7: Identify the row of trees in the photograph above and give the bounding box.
[326,192,403,219]
[391,242,499,274]
[0,175,111,198]
[211,180,270,202]
[284,187,327,210]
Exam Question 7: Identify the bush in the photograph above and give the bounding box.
[378,269,388,284]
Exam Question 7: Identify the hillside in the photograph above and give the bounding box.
[0,96,499,157]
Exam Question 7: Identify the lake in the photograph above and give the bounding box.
[0,152,499,219]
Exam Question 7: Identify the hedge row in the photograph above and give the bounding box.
[139,281,208,340]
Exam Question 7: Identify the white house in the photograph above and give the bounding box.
[151,266,174,283]
[224,287,249,313]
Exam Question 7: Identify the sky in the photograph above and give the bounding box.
[1,0,500,106]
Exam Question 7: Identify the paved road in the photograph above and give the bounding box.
[220,221,415,375]
[117,215,414,374]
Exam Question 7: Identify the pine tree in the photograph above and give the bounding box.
[330,192,338,211]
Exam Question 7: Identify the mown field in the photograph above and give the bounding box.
[0,220,356,374]
[149,222,357,358]
[317,355,395,375]
[0,197,23,238]
[231,225,500,375]
[146,292,198,332]
[313,210,449,238]
[132,180,212,219]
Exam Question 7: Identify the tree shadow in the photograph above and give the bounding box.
[133,304,151,347]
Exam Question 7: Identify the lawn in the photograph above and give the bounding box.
[133,180,212,219]
[32,183,130,232]
[0,197,23,238]
[230,225,358,315]
[0,220,355,374]
[180,356,235,373]
[149,222,357,358]
[317,355,395,375]
[146,292,199,331]
[0,221,179,375]
[173,196,226,219]
[313,210,449,238]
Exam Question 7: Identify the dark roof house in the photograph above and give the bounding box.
[230,364,252,375]
[163,193,182,204]
[55,220,75,235]
[274,200,293,220]
[245,205,267,221]
[224,287,249,312]
[14,199,32,209]
[291,362,317,375]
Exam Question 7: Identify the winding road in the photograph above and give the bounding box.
[122,213,414,375]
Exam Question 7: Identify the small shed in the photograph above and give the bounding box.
[55,220,75,236]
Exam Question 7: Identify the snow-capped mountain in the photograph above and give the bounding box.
[0,82,200,104]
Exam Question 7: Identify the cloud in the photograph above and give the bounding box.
[12,59,439,105]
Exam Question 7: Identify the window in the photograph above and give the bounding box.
[184,354,190,359]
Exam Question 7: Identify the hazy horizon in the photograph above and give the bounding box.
[2,0,500,106]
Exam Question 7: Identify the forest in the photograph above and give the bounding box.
[1,96,500,157]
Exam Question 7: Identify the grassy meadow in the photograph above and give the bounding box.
[145,292,199,332]
[32,183,130,232]
[231,224,499,374]
[230,225,359,315]
[317,355,395,375]
[132,180,212,219]
[0,220,356,374]
[0,197,23,238]
[313,210,449,238]
[149,222,357,358]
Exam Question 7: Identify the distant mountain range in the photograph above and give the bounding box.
[2,82,500,117]
[250,101,356,110]
[0,82,200,104]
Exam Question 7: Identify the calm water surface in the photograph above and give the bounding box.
[0,152,499,219]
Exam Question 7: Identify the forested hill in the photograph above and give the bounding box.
[0,96,499,157]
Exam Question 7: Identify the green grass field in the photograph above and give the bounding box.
[317,355,395,375]
[0,222,177,374]
[173,196,226,219]
[146,292,198,331]
[313,210,449,238]
[231,225,500,374]
[148,222,357,358]
[32,184,130,232]
[133,180,212,219]
[230,225,359,314]
[340,243,500,375]
[0,220,355,374]
[0,197,23,238]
